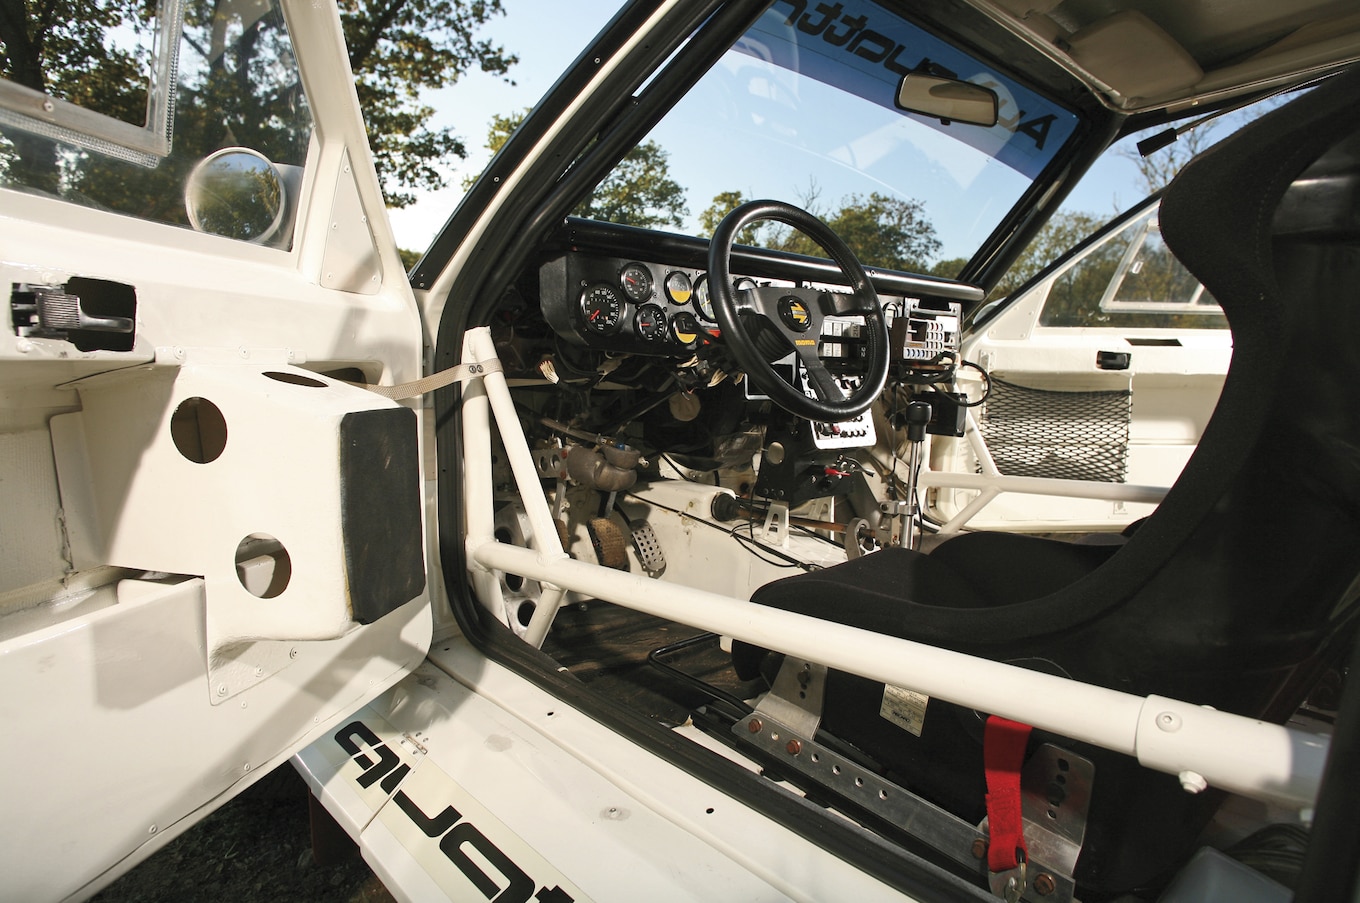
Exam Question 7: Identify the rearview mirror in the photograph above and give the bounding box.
[895,73,999,127]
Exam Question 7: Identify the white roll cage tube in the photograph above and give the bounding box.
[458,326,1327,810]
[917,412,1170,534]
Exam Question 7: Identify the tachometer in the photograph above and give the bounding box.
[633,303,667,342]
[580,283,624,334]
[619,262,654,302]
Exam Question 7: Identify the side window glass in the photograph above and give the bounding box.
[1038,209,1226,328]
[0,0,312,249]
[1101,220,1220,316]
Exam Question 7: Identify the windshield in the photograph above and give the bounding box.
[585,0,1080,273]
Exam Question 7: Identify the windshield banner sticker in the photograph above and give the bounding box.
[737,0,1078,178]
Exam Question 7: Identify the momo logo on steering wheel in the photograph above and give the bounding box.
[779,296,814,332]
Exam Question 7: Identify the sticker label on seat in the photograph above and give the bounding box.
[880,685,929,736]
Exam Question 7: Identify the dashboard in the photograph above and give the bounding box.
[539,253,725,357]
[535,218,984,362]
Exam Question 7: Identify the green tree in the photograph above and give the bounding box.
[475,110,689,229]
[771,192,940,272]
[341,0,516,208]
[697,190,765,245]
[0,0,156,192]
[990,210,1106,300]
[928,257,969,279]
[1,0,514,208]
[699,188,941,273]
[575,140,688,229]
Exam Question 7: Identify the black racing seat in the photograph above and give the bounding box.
[736,65,1360,896]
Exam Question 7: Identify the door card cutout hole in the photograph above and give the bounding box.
[171,397,227,463]
[235,533,292,598]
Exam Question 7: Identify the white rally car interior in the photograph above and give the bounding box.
[3,0,1360,901]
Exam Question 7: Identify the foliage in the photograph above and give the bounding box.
[698,189,941,273]
[1038,214,1225,329]
[697,190,764,245]
[574,140,688,230]
[340,0,516,208]
[0,0,513,210]
[990,210,1107,300]
[0,0,156,192]
[928,257,969,279]
[475,110,690,230]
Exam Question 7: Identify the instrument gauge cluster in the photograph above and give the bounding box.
[543,254,734,357]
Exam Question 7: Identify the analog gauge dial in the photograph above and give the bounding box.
[619,262,654,302]
[664,271,693,305]
[670,312,701,348]
[693,274,714,322]
[633,303,667,342]
[580,283,624,334]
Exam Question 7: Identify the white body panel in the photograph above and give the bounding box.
[298,643,925,903]
[0,2,431,898]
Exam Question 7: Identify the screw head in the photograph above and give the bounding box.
[786,739,802,756]
[971,839,988,860]
[1034,873,1056,896]
[748,718,763,734]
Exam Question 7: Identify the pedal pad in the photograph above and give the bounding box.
[627,518,666,578]
[587,516,628,569]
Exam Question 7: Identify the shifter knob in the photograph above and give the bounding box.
[905,400,932,443]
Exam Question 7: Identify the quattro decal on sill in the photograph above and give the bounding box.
[335,720,589,902]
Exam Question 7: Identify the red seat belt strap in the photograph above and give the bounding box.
[984,715,1032,872]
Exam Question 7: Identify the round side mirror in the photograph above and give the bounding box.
[184,148,285,243]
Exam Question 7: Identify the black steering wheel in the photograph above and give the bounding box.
[708,200,890,422]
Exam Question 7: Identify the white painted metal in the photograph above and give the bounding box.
[458,326,1325,810]
[0,1,432,896]
[299,646,930,902]
[50,361,405,653]
[0,577,430,902]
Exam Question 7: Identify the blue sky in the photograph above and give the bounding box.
[386,0,619,253]
[385,0,1249,261]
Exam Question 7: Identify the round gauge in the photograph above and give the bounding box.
[633,303,667,342]
[670,312,701,348]
[664,271,693,305]
[693,274,714,321]
[579,283,624,334]
[619,263,654,302]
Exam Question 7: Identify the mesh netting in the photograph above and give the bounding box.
[980,378,1131,482]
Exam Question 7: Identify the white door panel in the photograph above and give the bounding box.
[929,200,1232,532]
[0,1,428,898]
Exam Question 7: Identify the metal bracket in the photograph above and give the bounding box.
[733,710,1082,903]
[760,501,790,547]
[754,657,828,738]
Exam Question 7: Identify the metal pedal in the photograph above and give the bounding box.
[626,517,666,577]
[587,516,628,569]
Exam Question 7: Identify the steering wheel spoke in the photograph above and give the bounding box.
[825,289,875,317]
[795,345,847,403]
[708,200,889,421]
